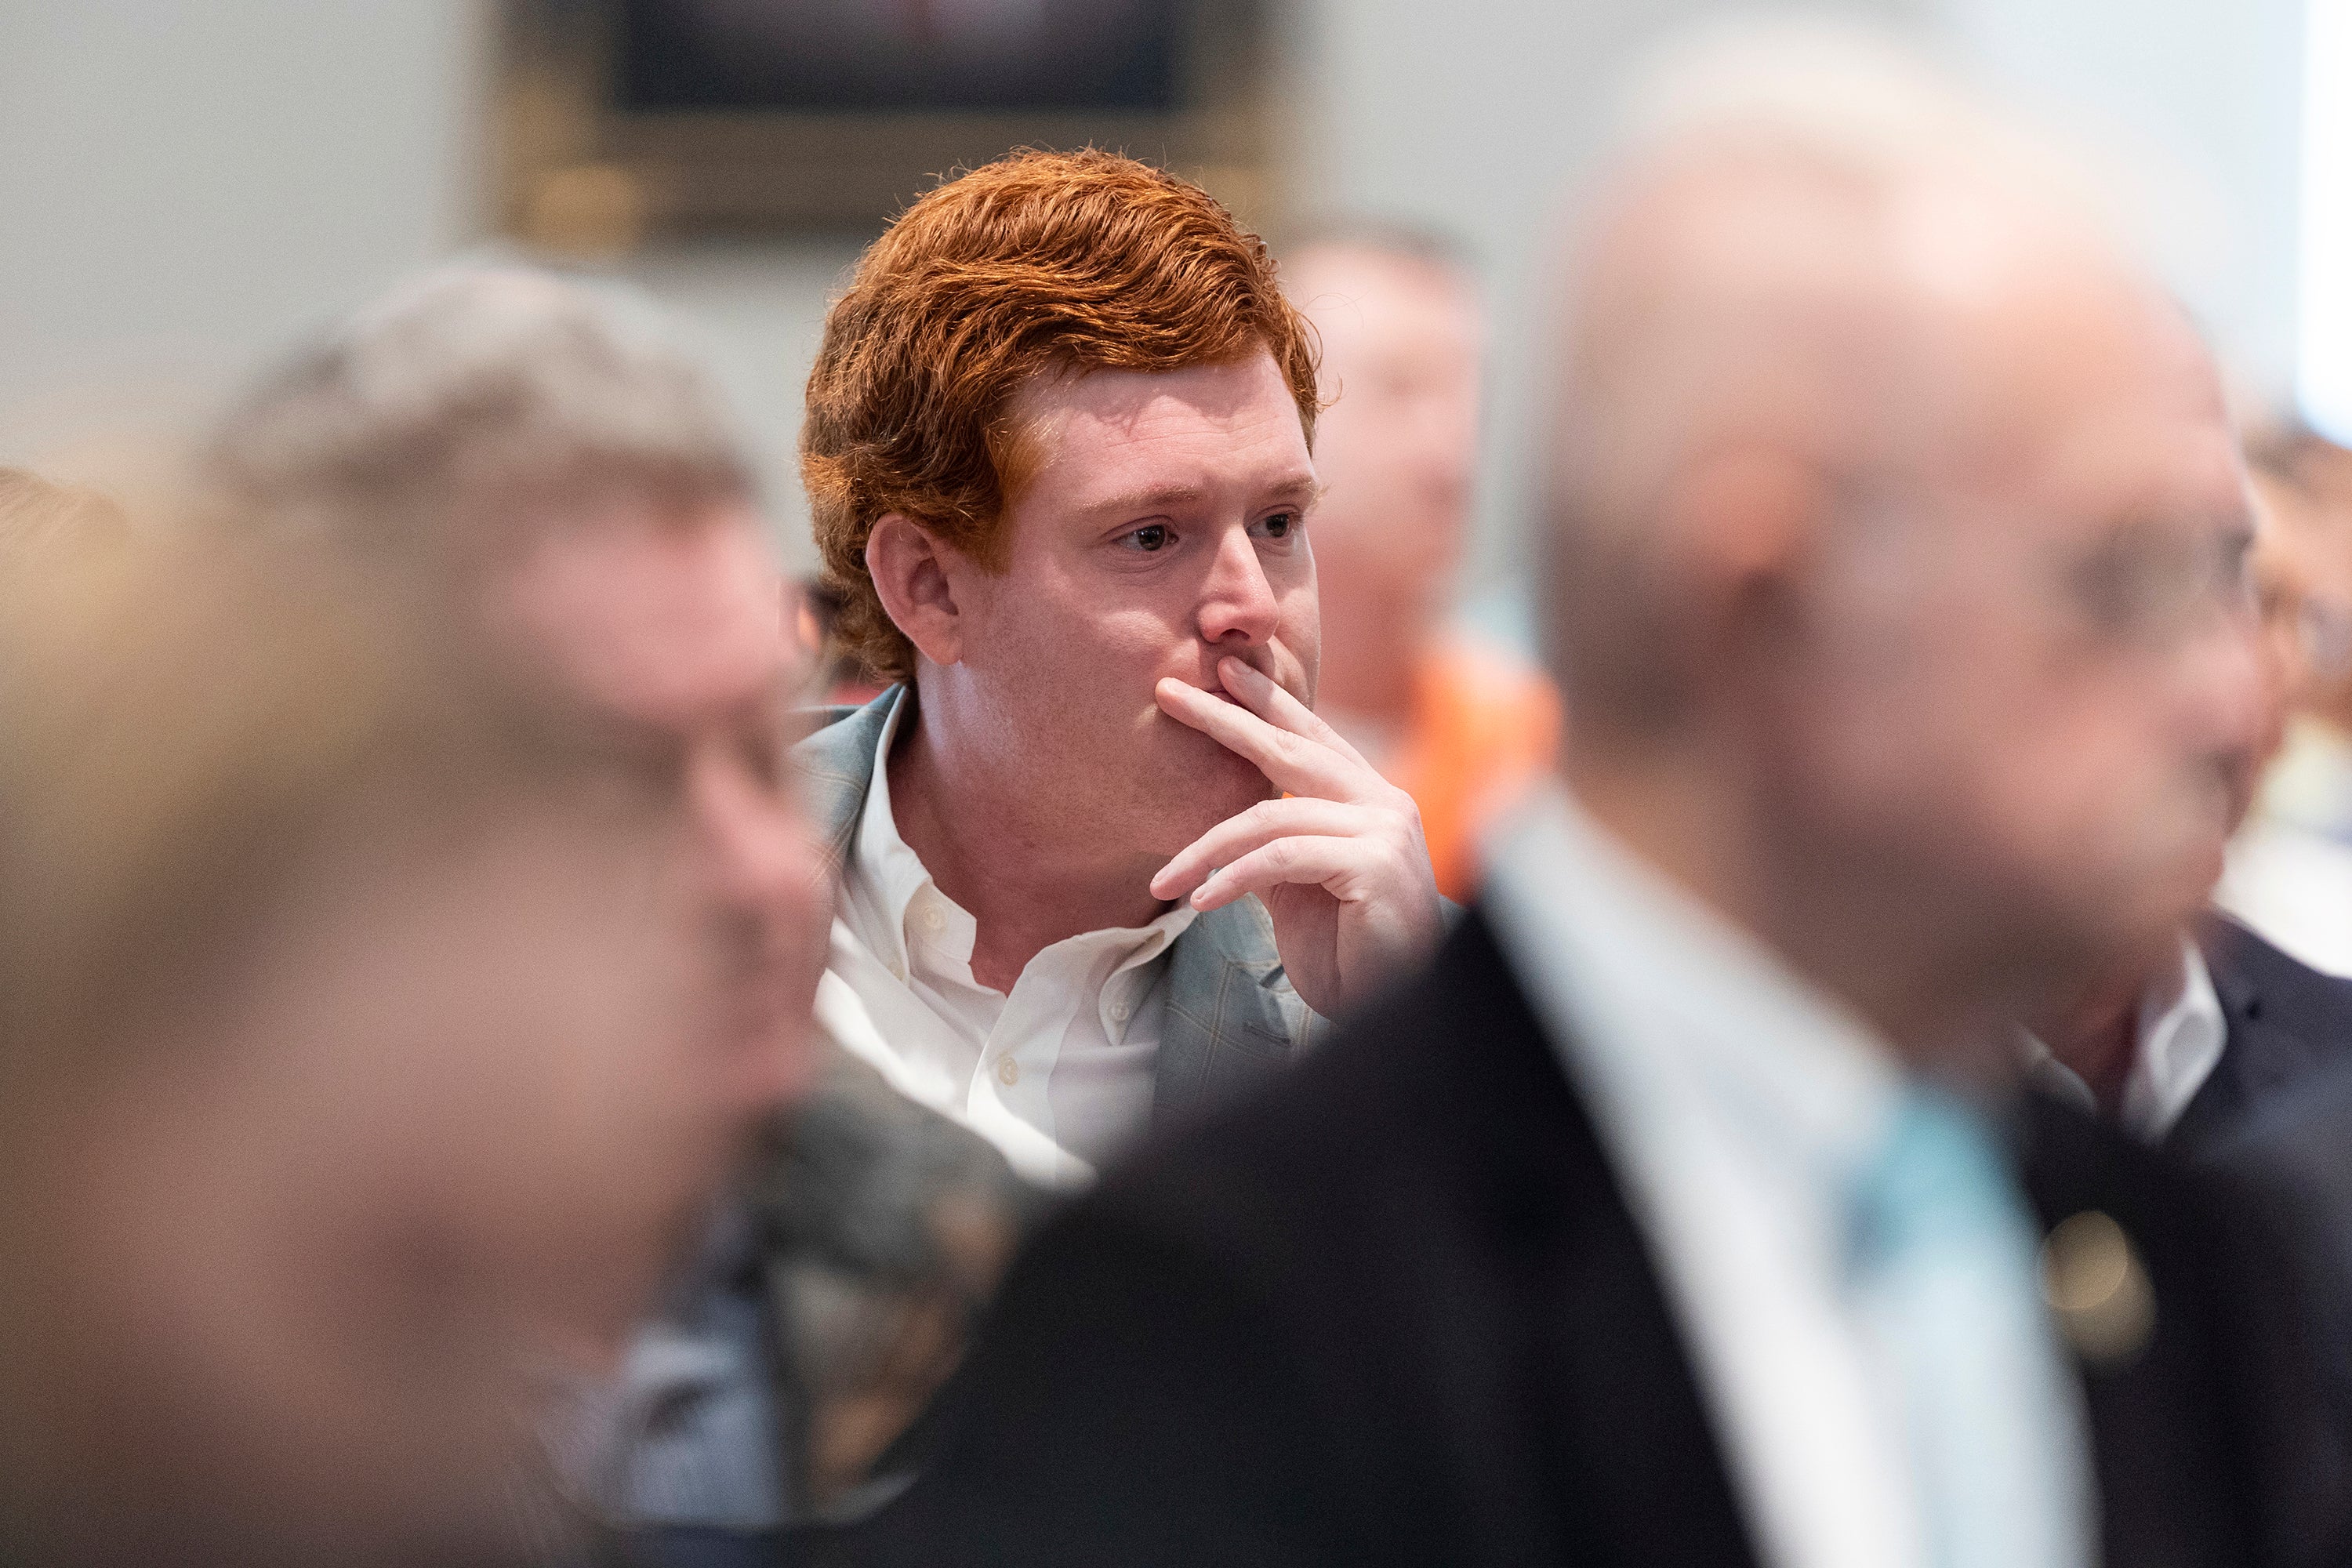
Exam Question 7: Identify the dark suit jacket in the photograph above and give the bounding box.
[2205,1062,2352,1568]
[821,910,2280,1568]
[2169,915,2352,1158]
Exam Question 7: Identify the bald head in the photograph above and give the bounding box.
[1539,37,2263,1048]
[1548,121,2227,715]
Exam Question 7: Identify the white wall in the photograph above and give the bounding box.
[0,0,487,464]
[1933,0,2307,399]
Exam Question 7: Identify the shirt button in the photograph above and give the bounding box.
[1109,1000,1133,1025]
[996,1057,1020,1087]
[916,901,946,935]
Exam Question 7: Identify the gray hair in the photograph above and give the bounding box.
[208,267,753,557]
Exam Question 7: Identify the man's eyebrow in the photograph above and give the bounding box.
[1084,472,1325,517]
[1086,482,1207,517]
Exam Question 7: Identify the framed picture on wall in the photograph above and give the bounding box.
[497,0,1279,252]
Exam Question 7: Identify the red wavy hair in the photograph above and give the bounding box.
[801,148,1319,682]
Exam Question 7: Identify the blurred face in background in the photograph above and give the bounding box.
[906,351,1323,869]
[2275,441,2352,732]
[2249,468,2352,762]
[1769,223,2263,1005]
[485,489,826,1328]
[1285,245,1481,699]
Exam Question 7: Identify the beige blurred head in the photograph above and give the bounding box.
[0,502,819,1566]
[1543,22,2263,1058]
[204,265,826,1308]
[1283,230,1483,718]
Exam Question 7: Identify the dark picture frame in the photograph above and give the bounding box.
[495,0,1279,249]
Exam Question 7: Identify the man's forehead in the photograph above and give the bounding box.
[490,499,791,726]
[1008,354,1315,507]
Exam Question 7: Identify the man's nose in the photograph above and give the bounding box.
[1195,523,1281,646]
[2185,600,2270,760]
[688,750,821,917]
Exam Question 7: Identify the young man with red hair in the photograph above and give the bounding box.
[603,149,1444,1563]
[797,147,1442,1185]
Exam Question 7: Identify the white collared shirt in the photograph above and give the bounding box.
[2020,937,2227,1144]
[815,690,1194,1188]
[1482,786,2091,1568]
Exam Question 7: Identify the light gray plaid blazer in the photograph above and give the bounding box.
[797,684,1326,1127]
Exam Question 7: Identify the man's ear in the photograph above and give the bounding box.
[866,513,965,667]
[1661,443,1826,659]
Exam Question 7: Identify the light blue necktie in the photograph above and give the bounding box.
[1842,1089,2092,1568]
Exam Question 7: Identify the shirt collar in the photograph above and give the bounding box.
[2016,935,2223,1144]
[2120,937,2225,1141]
[1485,785,1904,1200]
[849,687,932,980]
[851,684,1196,991]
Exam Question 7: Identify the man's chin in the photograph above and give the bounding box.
[1138,741,1276,862]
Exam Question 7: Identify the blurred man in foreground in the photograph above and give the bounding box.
[0,500,822,1564]
[1280,225,1559,899]
[836,41,2281,1568]
[206,270,829,1555]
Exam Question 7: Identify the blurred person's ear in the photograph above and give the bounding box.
[1661,443,1831,677]
[866,513,967,667]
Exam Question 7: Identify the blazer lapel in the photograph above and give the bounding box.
[2172,931,2325,1158]
[1152,895,1319,1127]
[789,686,902,889]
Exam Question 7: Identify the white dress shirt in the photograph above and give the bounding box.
[816,691,1194,1188]
[1482,787,2092,1568]
[2020,936,2227,1143]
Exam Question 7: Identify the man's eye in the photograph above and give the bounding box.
[1256,511,1298,540]
[1123,524,1174,552]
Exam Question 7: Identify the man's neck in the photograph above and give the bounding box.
[2042,994,2140,1115]
[2035,948,2168,1114]
[1562,739,2002,1070]
[885,698,1172,994]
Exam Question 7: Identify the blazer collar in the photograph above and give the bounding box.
[2172,918,2321,1157]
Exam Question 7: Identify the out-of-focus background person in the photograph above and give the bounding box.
[203,265,852,1562]
[1280,224,1560,900]
[2020,430,2352,1157]
[0,507,822,1566]
[2217,426,2352,974]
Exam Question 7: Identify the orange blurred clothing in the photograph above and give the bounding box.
[1384,641,1563,901]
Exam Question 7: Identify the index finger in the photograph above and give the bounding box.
[1214,657,1375,773]
[1155,677,1377,803]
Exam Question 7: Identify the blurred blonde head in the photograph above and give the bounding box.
[0,504,811,1565]
[0,466,126,582]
